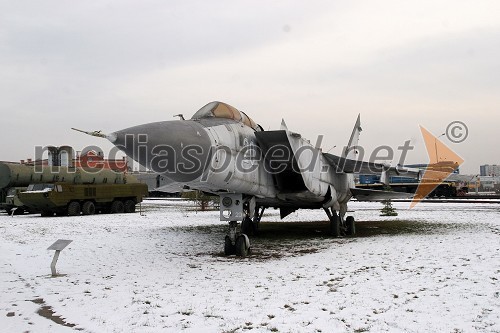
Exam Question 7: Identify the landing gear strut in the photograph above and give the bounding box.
[241,206,265,236]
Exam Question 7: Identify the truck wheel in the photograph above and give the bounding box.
[111,200,125,214]
[82,201,96,215]
[68,202,81,216]
[40,210,53,217]
[124,200,136,213]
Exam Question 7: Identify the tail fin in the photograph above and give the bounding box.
[343,114,362,159]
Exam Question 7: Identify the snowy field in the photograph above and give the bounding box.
[1,200,499,332]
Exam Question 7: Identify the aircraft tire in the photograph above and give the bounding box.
[330,215,341,237]
[346,216,356,236]
[224,236,235,255]
[68,202,81,216]
[82,201,96,215]
[235,235,249,257]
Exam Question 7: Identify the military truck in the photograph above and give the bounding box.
[18,182,148,216]
[0,162,141,214]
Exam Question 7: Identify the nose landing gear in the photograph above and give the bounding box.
[220,194,260,257]
[224,221,251,257]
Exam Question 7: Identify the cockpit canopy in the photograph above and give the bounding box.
[191,101,261,131]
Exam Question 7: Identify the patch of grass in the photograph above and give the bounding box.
[354,328,370,333]
[179,309,194,316]
[222,328,240,333]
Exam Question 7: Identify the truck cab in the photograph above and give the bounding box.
[2,187,29,214]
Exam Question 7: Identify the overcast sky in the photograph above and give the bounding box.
[1,0,499,174]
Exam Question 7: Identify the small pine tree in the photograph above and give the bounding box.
[380,199,398,216]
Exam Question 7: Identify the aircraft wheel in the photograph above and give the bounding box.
[67,202,81,216]
[82,201,96,215]
[224,236,235,256]
[235,235,250,257]
[241,217,256,236]
[330,214,341,237]
[111,200,125,214]
[124,199,136,213]
[346,216,356,236]
[14,208,24,215]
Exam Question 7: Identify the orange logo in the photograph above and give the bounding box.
[410,126,465,208]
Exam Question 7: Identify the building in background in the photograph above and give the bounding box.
[478,175,500,191]
[480,164,500,176]
[74,150,128,172]
[18,147,128,172]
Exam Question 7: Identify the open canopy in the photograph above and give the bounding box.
[191,101,261,131]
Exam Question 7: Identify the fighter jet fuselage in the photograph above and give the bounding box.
[113,103,354,212]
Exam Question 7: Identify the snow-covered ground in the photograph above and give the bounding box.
[1,200,499,332]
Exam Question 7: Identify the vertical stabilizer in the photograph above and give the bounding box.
[343,114,362,159]
[280,119,288,131]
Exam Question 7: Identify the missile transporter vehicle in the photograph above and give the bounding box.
[18,182,148,216]
[1,161,147,215]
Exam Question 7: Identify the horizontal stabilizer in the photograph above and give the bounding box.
[351,188,413,201]
[323,153,422,179]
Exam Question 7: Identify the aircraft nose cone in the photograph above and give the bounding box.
[112,120,212,182]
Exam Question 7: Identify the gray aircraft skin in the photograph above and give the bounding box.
[75,101,417,256]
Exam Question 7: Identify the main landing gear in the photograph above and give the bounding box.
[323,207,356,237]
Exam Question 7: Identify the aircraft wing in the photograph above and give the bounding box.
[323,153,422,180]
[350,188,414,201]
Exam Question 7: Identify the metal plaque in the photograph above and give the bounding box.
[47,239,73,251]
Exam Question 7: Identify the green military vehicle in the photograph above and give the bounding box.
[1,162,147,215]
[18,182,148,217]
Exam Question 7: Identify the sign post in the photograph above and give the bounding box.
[47,239,73,277]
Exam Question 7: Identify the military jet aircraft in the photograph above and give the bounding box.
[74,101,418,256]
